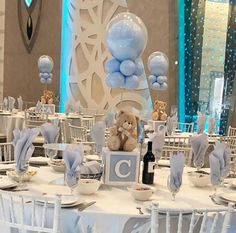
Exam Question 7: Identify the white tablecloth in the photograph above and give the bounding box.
[2,165,235,233]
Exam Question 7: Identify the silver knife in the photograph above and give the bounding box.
[78,201,96,211]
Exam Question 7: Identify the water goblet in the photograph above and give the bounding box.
[167,175,179,201]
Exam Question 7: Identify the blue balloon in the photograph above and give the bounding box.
[151,82,161,90]
[105,58,120,73]
[120,60,136,76]
[149,55,169,76]
[106,20,146,60]
[160,82,168,90]
[156,76,166,84]
[134,61,144,76]
[148,75,157,84]
[38,56,54,73]
[40,72,50,79]
[40,77,46,84]
[106,72,125,88]
[125,75,139,89]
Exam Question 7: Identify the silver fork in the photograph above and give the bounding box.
[136,206,144,215]
[78,201,96,211]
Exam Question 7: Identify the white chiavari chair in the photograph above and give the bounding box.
[81,117,95,132]
[151,202,234,233]
[228,126,236,137]
[0,190,61,233]
[69,124,88,143]
[176,122,194,133]
[0,142,13,162]
[161,136,192,166]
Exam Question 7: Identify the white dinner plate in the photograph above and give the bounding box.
[48,160,65,172]
[230,180,236,188]
[218,192,236,203]
[0,176,18,189]
[143,200,192,214]
[29,157,50,165]
[85,155,102,162]
[0,163,15,172]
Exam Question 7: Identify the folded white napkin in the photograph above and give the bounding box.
[209,141,231,185]
[17,96,23,111]
[63,144,84,187]
[148,126,165,161]
[81,161,103,174]
[3,97,8,110]
[169,153,185,193]
[13,128,40,173]
[66,99,81,113]
[208,117,216,134]
[8,96,15,111]
[91,122,106,155]
[35,101,42,113]
[190,134,209,169]
[197,111,206,134]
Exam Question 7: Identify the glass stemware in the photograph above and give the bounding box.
[167,175,179,201]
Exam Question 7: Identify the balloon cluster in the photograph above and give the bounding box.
[38,55,54,84]
[147,52,169,91]
[105,12,147,89]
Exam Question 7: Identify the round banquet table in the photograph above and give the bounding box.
[4,165,236,233]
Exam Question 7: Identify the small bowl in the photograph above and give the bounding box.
[76,179,100,195]
[127,183,154,201]
[187,171,210,187]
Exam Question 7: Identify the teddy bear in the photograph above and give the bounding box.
[41,90,54,104]
[152,100,168,121]
[107,110,139,152]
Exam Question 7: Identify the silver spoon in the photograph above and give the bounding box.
[136,206,144,215]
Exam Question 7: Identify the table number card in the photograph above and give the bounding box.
[42,104,55,115]
[102,148,140,185]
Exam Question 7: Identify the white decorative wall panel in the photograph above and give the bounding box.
[65,0,152,112]
[0,0,5,101]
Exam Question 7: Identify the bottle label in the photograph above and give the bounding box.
[148,162,155,173]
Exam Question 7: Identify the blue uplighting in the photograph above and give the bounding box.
[60,0,71,112]
[24,0,32,8]
[178,0,185,123]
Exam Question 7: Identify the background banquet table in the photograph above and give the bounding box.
[7,165,235,233]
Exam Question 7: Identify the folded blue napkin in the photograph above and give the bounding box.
[208,117,216,135]
[3,97,8,110]
[197,112,206,134]
[13,128,40,173]
[104,111,116,128]
[63,144,84,187]
[66,99,81,113]
[91,122,106,154]
[190,134,209,169]
[40,122,60,144]
[137,120,145,144]
[169,153,185,193]
[209,141,231,186]
[35,101,42,113]
[148,127,165,161]
[166,115,178,136]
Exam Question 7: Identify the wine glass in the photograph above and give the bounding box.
[65,173,79,196]
[167,175,180,201]
[16,165,29,188]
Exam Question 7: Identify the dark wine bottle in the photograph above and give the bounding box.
[142,141,155,184]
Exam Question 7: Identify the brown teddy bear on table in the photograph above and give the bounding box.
[41,90,54,104]
[152,100,168,121]
[107,110,139,152]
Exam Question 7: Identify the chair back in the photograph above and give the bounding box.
[24,110,48,129]
[162,136,192,166]
[228,126,236,137]
[81,117,95,132]
[151,202,234,233]
[0,143,13,162]
[0,190,61,233]
[69,124,88,143]
[177,122,194,133]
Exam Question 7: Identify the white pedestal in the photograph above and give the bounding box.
[102,148,140,186]
[148,120,166,133]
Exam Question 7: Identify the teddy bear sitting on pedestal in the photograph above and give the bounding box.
[41,90,54,104]
[152,100,168,121]
[107,110,139,152]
